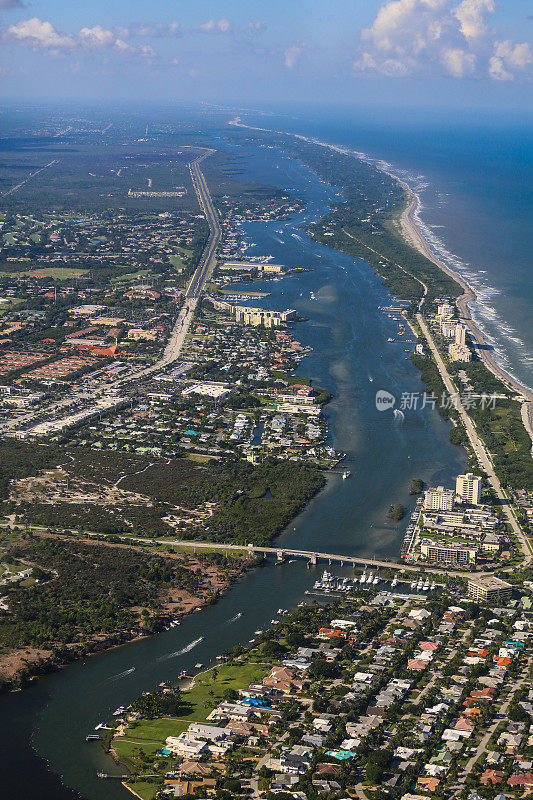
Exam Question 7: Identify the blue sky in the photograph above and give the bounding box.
[1,0,532,108]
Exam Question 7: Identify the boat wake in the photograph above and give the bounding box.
[108,667,135,681]
[157,637,204,661]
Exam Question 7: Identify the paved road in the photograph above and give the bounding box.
[460,654,532,778]
[417,313,531,563]
[2,159,59,197]
[113,148,221,385]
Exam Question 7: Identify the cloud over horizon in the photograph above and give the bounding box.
[355,0,532,81]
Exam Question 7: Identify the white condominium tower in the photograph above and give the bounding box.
[456,472,482,505]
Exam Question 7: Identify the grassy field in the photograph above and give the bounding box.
[20,267,89,279]
[111,269,152,284]
[113,660,270,764]
[123,780,159,800]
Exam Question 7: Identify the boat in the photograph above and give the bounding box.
[387,337,395,342]
[366,572,373,584]
[254,630,263,635]
[372,575,379,585]
[410,580,417,590]
[194,663,203,669]
[359,571,367,584]
[368,375,374,382]
[416,579,424,590]
[391,576,398,588]
[342,470,351,479]
[430,582,437,591]
[423,579,430,592]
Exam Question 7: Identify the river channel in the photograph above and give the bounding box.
[0,139,466,799]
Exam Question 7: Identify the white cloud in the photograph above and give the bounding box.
[452,0,493,41]
[284,43,303,69]
[119,22,180,38]
[5,17,155,57]
[79,25,115,48]
[6,17,75,49]
[244,21,264,33]
[355,0,533,80]
[489,40,533,81]
[441,46,475,76]
[200,18,232,34]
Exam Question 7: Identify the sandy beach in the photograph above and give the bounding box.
[229,118,533,447]
[395,181,533,445]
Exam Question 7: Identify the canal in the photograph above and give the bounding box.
[0,138,466,799]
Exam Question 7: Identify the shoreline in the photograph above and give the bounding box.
[395,181,533,445]
[229,121,533,448]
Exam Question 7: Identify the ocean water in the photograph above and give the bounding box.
[243,105,533,393]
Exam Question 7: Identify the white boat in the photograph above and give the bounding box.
[373,575,379,585]
[366,572,373,584]
[430,582,437,591]
[254,630,263,635]
[194,663,203,669]
[410,580,417,590]
[391,576,398,588]
[360,571,367,584]
[368,375,374,382]
[342,470,351,479]
[423,579,430,591]
[416,579,424,590]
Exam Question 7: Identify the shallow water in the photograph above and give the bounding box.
[0,137,466,800]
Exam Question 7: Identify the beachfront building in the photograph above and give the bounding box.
[441,320,457,338]
[424,486,455,512]
[437,302,455,320]
[449,341,472,362]
[449,324,472,361]
[456,473,482,506]
[467,576,512,602]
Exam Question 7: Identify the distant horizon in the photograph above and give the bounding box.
[1,0,531,112]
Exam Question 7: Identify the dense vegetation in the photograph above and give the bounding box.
[388,504,405,522]
[123,457,326,545]
[0,537,204,651]
[235,130,461,308]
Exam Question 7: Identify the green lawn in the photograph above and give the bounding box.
[114,659,270,760]
[20,267,88,279]
[124,780,159,800]
[111,269,152,284]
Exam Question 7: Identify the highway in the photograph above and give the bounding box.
[417,312,532,563]
[109,149,220,385]
[0,149,221,437]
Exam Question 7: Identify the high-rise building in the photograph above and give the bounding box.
[424,486,455,511]
[455,324,467,346]
[456,473,482,505]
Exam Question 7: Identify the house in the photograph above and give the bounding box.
[507,772,533,788]
[409,608,431,620]
[416,776,440,791]
[165,737,208,759]
[498,731,522,751]
[163,778,216,797]
[279,745,313,775]
[480,769,504,785]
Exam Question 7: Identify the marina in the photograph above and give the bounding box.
[0,134,465,800]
